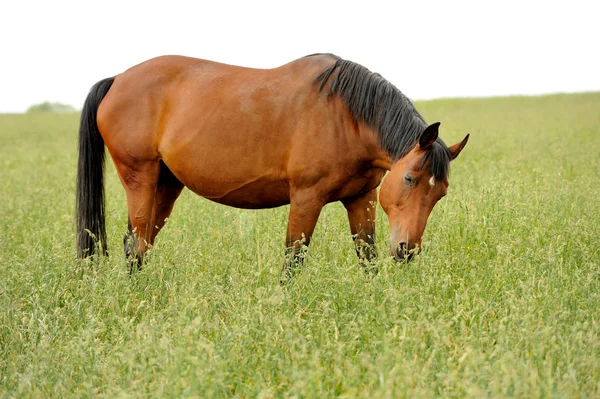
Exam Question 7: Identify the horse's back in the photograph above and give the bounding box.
[96,54,344,207]
[98,54,334,155]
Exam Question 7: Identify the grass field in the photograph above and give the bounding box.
[1,92,599,397]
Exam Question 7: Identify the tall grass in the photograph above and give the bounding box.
[1,93,599,397]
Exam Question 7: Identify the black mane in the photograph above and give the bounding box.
[311,54,451,179]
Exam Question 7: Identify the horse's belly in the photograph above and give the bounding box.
[208,180,291,209]
[177,171,291,209]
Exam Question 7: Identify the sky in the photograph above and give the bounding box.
[1,0,598,113]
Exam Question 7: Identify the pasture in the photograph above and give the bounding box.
[1,92,599,397]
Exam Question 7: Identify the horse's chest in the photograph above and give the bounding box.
[328,168,385,202]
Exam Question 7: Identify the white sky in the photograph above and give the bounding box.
[1,0,598,113]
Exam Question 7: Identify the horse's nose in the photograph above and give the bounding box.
[396,242,414,262]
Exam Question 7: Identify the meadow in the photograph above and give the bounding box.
[0,92,599,398]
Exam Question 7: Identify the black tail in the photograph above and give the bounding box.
[76,77,115,258]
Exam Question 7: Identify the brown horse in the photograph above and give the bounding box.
[76,54,468,279]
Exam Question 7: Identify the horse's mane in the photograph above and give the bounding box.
[310,54,451,179]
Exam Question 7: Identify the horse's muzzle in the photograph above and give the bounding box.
[392,242,420,262]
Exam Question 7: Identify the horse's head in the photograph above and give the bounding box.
[379,122,469,261]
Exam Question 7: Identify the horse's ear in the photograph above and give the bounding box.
[419,122,440,149]
[448,134,470,160]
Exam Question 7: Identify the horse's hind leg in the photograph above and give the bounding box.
[121,161,184,272]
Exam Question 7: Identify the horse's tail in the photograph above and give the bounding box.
[76,77,115,259]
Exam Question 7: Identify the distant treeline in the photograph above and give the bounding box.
[27,102,76,113]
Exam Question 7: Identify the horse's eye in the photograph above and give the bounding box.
[404,174,415,186]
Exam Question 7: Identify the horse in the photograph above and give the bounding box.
[76,53,469,280]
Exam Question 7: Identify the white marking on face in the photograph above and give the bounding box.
[429,176,435,187]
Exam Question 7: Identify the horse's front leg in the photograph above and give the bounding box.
[342,188,378,272]
[281,190,325,284]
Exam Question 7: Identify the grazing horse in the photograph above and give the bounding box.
[76,54,469,279]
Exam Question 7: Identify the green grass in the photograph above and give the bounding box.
[1,93,599,398]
